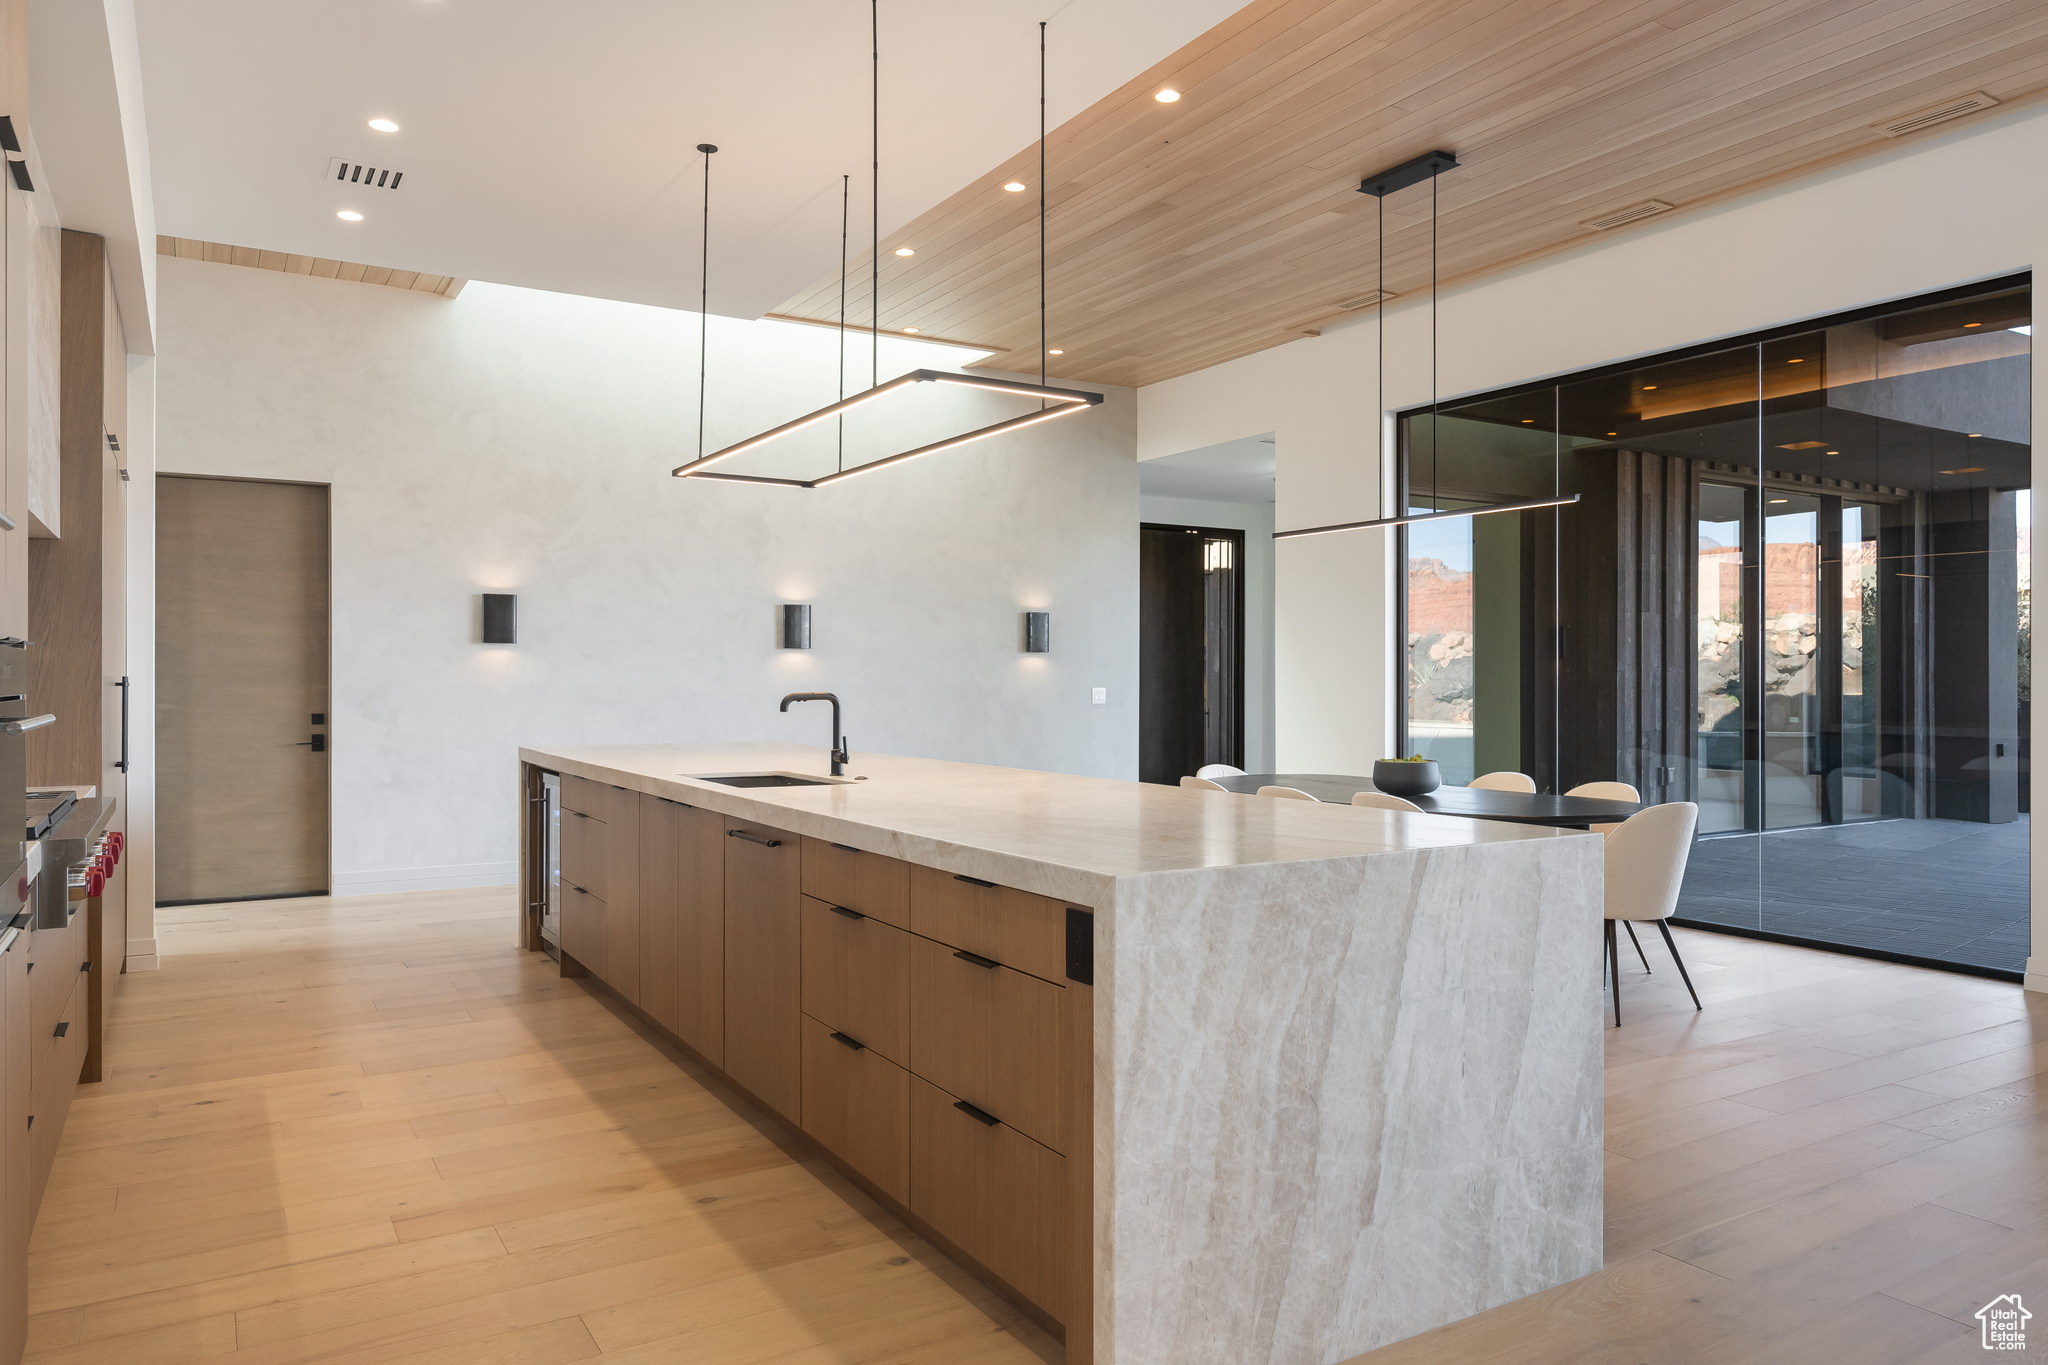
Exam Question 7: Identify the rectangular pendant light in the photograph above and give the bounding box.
[672,369,1103,487]
[1274,493,1580,541]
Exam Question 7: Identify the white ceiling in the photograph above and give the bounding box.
[133,0,1243,321]
[1138,434,1275,504]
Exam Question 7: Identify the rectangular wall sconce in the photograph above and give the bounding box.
[1023,611,1050,653]
[780,603,812,650]
[481,593,517,644]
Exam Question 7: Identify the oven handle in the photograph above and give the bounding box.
[2,715,53,735]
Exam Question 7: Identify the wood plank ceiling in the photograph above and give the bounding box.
[772,0,2048,389]
[158,236,468,297]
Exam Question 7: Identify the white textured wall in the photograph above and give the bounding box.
[156,258,1138,894]
[1137,101,2048,989]
[1137,493,1275,774]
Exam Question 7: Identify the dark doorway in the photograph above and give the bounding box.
[1140,523,1244,784]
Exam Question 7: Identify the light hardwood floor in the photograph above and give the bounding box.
[20,889,2046,1364]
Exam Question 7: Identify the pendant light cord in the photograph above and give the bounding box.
[696,142,716,462]
[872,0,880,393]
[1430,169,1438,514]
[1039,20,1047,404]
[839,174,849,472]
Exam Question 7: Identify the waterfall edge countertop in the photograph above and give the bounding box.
[519,740,1580,907]
[521,741,1606,1365]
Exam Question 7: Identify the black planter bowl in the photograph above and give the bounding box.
[1372,759,1441,797]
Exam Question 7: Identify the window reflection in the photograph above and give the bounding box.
[1398,281,2032,976]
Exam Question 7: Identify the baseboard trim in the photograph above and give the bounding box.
[332,863,517,897]
[125,938,159,972]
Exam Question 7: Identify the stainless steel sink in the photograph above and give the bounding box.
[685,771,854,788]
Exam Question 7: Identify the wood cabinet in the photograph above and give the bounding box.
[0,926,27,1365]
[528,769,1094,1353]
[637,795,724,1064]
[909,1074,1067,1320]
[908,935,1065,1153]
[800,895,909,1065]
[801,838,909,928]
[722,817,802,1121]
[29,975,83,1221]
[800,1015,909,1205]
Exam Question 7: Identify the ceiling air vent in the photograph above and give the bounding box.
[1581,200,1674,231]
[1872,91,1999,137]
[326,157,405,191]
[1335,290,1396,310]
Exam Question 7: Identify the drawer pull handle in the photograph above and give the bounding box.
[830,842,861,854]
[728,830,783,848]
[829,1031,865,1052]
[953,1099,1000,1127]
[571,810,589,819]
[952,949,998,970]
[828,904,866,922]
[79,961,89,972]
[952,874,997,889]
[52,1021,67,1038]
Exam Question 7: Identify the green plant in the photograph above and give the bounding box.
[1381,754,1432,763]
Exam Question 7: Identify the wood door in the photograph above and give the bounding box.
[1140,523,1244,785]
[156,476,328,903]
[723,817,801,1122]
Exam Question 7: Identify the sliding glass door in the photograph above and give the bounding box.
[1398,277,2032,977]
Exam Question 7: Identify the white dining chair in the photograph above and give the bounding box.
[1257,785,1317,801]
[1351,791,1423,813]
[1469,771,1537,792]
[1197,764,1246,779]
[1604,801,1701,1027]
[1566,780,1640,841]
[1180,775,1228,792]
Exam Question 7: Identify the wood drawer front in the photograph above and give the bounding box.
[724,818,803,1123]
[801,1015,909,1205]
[27,923,86,1063]
[559,884,607,980]
[30,977,85,1216]
[801,839,909,929]
[908,865,1071,984]
[908,935,1064,1153]
[559,774,610,821]
[559,809,608,903]
[909,1075,1066,1321]
[800,896,909,1065]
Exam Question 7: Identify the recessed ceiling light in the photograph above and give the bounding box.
[894,247,915,257]
[1964,321,1982,328]
[1606,431,1617,436]
[1787,357,1804,363]
[902,327,918,333]
[1642,384,1658,390]
[336,209,363,221]
[1155,89,1181,103]
[1941,466,1986,474]
[1826,450,1839,455]
[368,118,400,133]
[1047,349,1063,355]
[1968,432,1983,437]
[1520,419,1534,424]
[1003,181,1026,192]
[1769,498,1788,504]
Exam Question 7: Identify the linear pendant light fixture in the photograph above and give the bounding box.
[1275,150,1579,541]
[673,4,1100,489]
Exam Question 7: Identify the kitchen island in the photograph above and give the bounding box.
[517,741,1604,1365]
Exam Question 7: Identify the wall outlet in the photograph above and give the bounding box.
[1091,687,1107,705]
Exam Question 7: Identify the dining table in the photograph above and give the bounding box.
[1204,773,1649,829]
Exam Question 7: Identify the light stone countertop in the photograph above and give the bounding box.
[521,739,1606,1365]
[519,740,1580,908]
